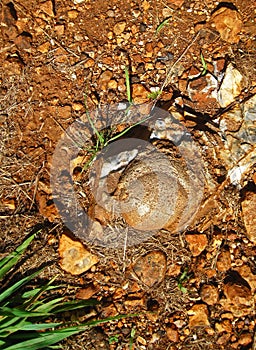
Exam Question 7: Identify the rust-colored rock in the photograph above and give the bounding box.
[39,0,54,17]
[59,233,99,275]
[200,284,219,305]
[76,283,100,300]
[166,325,179,342]
[215,319,232,333]
[238,333,253,346]
[132,84,150,104]
[166,0,184,8]
[185,234,208,256]
[235,265,256,293]
[241,191,256,243]
[220,282,253,317]
[216,249,231,272]
[211,7,243,43]
[132,250,167,287]
[36,191,59,222]
[188,304,210,328]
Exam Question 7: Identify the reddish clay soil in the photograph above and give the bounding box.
[0,0,256,349]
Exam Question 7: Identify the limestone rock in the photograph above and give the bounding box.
[217,64,244,107]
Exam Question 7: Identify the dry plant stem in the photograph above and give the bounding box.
[156,32,201,98]
[122,227,128,272]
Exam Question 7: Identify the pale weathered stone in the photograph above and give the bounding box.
[217,64,244,107]
[59,233,99,275]
[113,21,126,35]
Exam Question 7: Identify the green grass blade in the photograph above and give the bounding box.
[22,285,61,299]
[84,93,104,146]
[32,297,64,313]
[50,299,98,313]
[20,322,63,331]
[200,51,208,75]
[124,66,132,104]
[24,276,59,310]
[0,269,43,304]
[156,17,170,34]
[0,317,23,335]
[2,330,83,350]
[0,307,52,318]
[107,114,152,144]
[0,234,36,280]
[0,318,28,337]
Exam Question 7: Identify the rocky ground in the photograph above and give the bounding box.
[0,0,256,349]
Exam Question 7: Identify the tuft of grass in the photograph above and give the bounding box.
[108,334,120,344]
[82,67,152,172]
[0,233,136,350]
[148,89,161,100]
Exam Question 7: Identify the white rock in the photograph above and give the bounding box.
[217,64,244,108]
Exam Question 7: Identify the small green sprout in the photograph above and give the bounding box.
[82,67,153,172]
[129,327,136,350]
[148,89,161,100]
[177,267,191,294]
[108,334,121,344]
[156,17,171,34]
[200,51,208,76]
[124,66,132,104]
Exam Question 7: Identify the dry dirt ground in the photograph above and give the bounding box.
[0,0,256,349]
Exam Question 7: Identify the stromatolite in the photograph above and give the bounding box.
[89,137,204,235]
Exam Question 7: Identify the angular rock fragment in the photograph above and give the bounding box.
[200,284,219,305]
[59,233,99,275]
[188,304,210,328]
[185,234,208,256]
[216,249,231,272]
[211,7,243,44]
[220,282,253,317]
[217,64,244,107]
